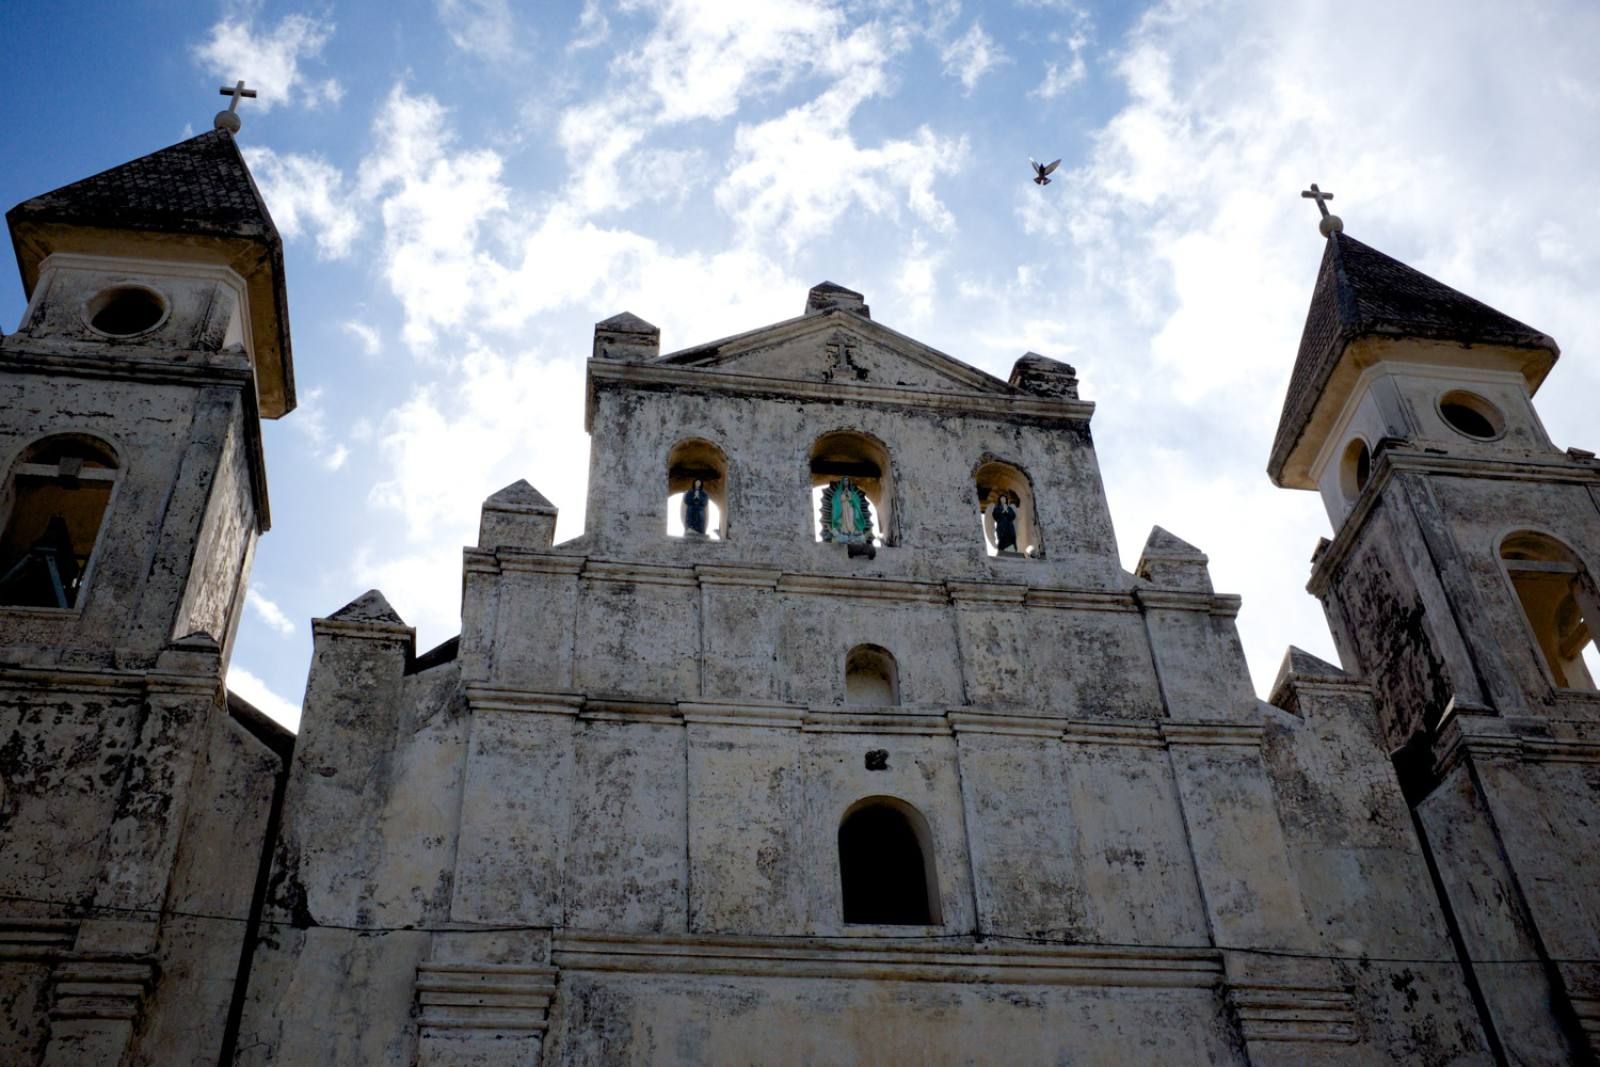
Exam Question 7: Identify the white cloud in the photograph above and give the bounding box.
[246,585,296,636]
[342,320,382,356]
[289,386,353,473]
[621,0,847,124]
[940,21,1008,92]
[227,666,302,731]
[571,0,610,50]
[243,147,361,259]
[193,13,339,112]
[717,72,969,251]
[437,0,521,62]
[1031,32,1088,100]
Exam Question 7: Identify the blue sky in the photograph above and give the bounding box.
[5,0,1600,728]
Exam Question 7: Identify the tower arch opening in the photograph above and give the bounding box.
[838,797,940,925]
[0,434,120,609]
[974,458,1041,556]
[666,438,728,539]
[1500,531,1599,690]
[810,431,892,545]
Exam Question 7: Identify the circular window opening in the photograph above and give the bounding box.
[86,286,166,337]
[1439,391,1504,440]
[1339,438,1372,502]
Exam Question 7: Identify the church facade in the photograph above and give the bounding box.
[1,128,1597,1066]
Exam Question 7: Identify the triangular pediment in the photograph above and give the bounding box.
[656,312,1014,397]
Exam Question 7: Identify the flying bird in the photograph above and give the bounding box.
[1030,157,1061,186]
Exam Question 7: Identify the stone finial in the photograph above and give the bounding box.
[1268,645,1352,713]
[1135,526,1212,592]
[479,479,558,549]
[593,312,660,361]
[805,281,870,319]
[1008,352,1079,399]
[327,589,407,626]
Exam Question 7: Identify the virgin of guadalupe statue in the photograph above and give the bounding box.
[820,477,874,545]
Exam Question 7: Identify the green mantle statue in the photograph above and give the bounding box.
[820,477,874,545]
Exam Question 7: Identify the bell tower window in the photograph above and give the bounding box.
[974,459,1041,556]
[1500,532,1599,691]
[666,438,728,539]
[0,435,120,609]
[810,431,892,545]
[838,798,940,925]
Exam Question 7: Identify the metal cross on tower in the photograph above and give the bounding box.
[1301,183,1344,236]
[214,81,257,133]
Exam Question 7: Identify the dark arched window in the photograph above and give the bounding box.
[0,435,119,609]
[839,798,939,925]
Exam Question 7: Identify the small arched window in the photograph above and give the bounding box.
[845,644,900,705]
[839,798,940,925]
[810,431,892,545]
[1501,532,1599,691]
[666,438,728,539]
[974,459,1041,557]
[0,435,119,609]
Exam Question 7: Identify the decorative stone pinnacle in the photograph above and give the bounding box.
[214,80,257,133]
[1301,182,1343,236]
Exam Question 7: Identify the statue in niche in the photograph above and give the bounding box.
[991,492,1019,553]
[682,478,710,536]
[820,477,874,545]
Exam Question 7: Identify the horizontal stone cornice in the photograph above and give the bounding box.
[681,701,806,728]
[588,358,1095,424]
[465,686,585,716]
[777,573,949,604]
[1135,589,1242,617]
[1227,981,1359,1044]
[551,930,1220,988]
[584,560,698,587]
[948,711,1066,739]
[694,563,784,588]
[1161,721,1266,749]
[804,709,953,736]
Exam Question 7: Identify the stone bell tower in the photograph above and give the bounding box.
[1270,213,1600,1062]
[0,107,296,1066]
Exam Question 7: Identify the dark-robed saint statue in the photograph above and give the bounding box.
[991,492,1019,553]
[681,479,711,536]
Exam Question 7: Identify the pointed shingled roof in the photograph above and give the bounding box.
[7,129,279,245]
[6,129,295,417]
[1268,233,1558,484]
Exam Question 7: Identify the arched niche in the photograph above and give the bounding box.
[666,438,728,539]
[0,434,120,609]
[845,644,900,706]
[1500,531,1599,690]
[810,430,893,544]
[838,796,941,925]
[974,458,1041,557]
